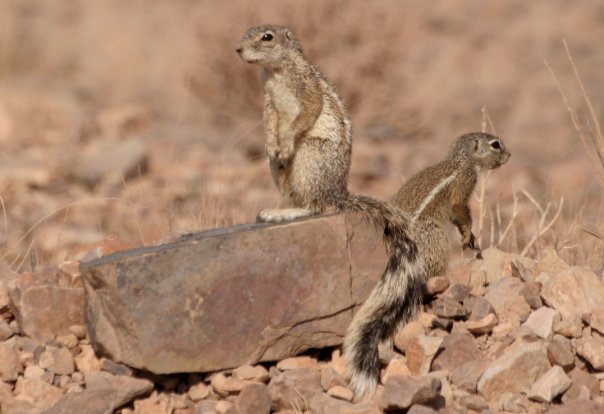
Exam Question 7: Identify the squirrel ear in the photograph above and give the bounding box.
[473,138,479,152]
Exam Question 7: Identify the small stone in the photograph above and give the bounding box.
[433,318,453,331]
[589,308,604,335]
[554,314,583,338]
[58,374,72,389]
[547,335,574,371]
[54,347,75,375]
[418,312,437,329]
[84,371,154,406]
[528,365,571,403]
[469,298,496,321]
[320,366,347,391]
[484,277,531,326]
[393,320,424,353]
[522,306,560,339]
[24,364,45,380]
[511,259,536,283]
[491,321,513,340]
[10,273,85,342]
[444,283,471,302]
[71,371,84,383]
[0,340,22,381]
[477,341,551,400]
[210,373,247,395]
[233,364,270,382]
[74,343,101,373]
[188,382,210,401]
[276,356,319,371]
[432,333,482,372]
[425,277,449,295]
[55,334,79,349]
[379,375,441,411]
[267,368,321,412]
[519,282,542,310]
[14,377,64,410]
[327,385,353,401]
[195,400,218,413]
[465,313,498,335]
[38,349,56,369]
[382,358,411,384]
[329,349,348,378]
[540,267,604,318]
[562,368,600,403]
[432,298,466,319]
[451,358,489,393]
[499,392,529,413]
[68,324,87,339]
[479,248,509,284]
[576,336,604,370]
[456,391,488,410]
[235,383,271,414]
[406,335,443,376]
[215,400,234,414]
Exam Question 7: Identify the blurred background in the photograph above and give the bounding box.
[0,0,602,270]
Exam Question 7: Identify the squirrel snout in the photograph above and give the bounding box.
[235,47,243,55]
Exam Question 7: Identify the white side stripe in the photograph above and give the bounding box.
[412,172,457,222]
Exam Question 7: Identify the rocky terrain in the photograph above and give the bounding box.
[1,215,604,414]
[1,1,604,413]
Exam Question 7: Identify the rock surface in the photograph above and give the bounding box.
[2,238,604,414]
[540,267,604,318]
[528,365,571,403]
[9,271,85,342]
[379,375,441,411]
[82,214,386,373]
[477,341,551,400]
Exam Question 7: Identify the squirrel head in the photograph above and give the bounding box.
[450,132,511,170]
[236,25,302,69]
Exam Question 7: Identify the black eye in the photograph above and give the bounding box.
[261,33,273,42]
[490,141,501,150]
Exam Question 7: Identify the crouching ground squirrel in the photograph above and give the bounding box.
[344,132,510,395]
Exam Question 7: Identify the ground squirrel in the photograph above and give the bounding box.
[235,25,414,231]
[236,25,420,395]
[344,132,510,395]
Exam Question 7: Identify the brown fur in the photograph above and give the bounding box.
[393,132,511,279]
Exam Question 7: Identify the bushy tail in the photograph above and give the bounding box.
[334,193,417,258]
[343,254,424,396]
[336,192,423,397]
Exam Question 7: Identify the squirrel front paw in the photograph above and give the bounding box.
[462,232,483,259]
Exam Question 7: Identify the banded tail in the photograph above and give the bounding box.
[343,248,424,396]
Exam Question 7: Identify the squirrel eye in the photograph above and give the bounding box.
[490,141,501,150]
[261,33,273,42]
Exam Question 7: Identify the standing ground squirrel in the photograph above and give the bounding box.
[235,24,416,235]
[344,132,510,395]
[236,25,420,395]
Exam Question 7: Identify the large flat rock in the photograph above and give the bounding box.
[81,213,386,374]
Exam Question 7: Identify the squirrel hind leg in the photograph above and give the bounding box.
[256,208,317,223]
